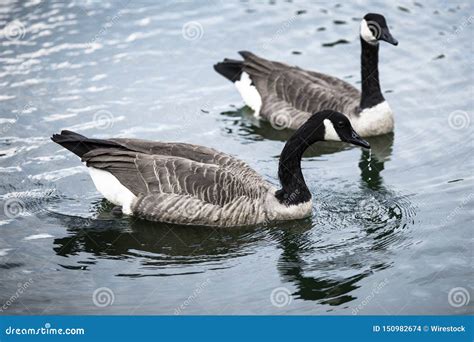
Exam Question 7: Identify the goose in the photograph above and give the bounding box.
[51,110,369,227]
[214,13,398,137]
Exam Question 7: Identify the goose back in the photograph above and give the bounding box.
[239,51,360,129]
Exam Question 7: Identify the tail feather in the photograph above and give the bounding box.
[214,51,277,83]
[238,50,274,73]
[51,130,121,159]
[213,58,243,82]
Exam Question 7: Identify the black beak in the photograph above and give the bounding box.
[380,28,398,46]
[345,130,370,149]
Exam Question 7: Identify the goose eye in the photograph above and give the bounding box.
[336,121,345,129]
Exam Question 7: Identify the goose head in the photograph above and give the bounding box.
[315,110,371,149]
[276,110,369,207]
[360,13,398,46]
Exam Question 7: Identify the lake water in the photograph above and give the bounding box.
[0,0,472,315]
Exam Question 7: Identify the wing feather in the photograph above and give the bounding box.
[82,147,270,208]
[239,51,361,127]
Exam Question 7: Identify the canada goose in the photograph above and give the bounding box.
[51,110,369,227]
[214,13,398,137]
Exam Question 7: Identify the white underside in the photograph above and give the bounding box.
[88,167,136,215]
[353,101,394,137]
[264,190,313,221]
[234,72,262,117]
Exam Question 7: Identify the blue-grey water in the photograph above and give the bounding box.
[0,0,472,315]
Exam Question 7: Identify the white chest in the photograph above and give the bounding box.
[264,190,313,222]
[353,101,394,137]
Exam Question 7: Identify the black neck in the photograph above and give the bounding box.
[275,123,320,206]
[360,38,385,110]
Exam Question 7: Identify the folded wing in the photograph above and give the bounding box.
[239,51,360,128]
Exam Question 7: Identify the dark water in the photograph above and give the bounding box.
[0,0,472,315]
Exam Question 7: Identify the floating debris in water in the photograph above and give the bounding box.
[317,27,326,32]
[433,54,445,60]
[333,20,346,25]
[292,51,302,55]
[295,10,306,15]
[322,39,349,47]
[398,6,410,13]
[414,2,423,7]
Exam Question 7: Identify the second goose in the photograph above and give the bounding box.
[51,110,369,227]
[214,13,398,137]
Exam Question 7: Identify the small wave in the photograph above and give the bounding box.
[0,248,13,256]
[43,113,77,122]
[0,95,16,101]
[24,233,54,240]
[29,166,86,181]
[64,115,125,132]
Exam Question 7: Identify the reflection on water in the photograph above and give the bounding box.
[359,133,394,191]
[52,207,267,275]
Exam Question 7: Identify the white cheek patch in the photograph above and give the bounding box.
[360,19,378,44]
[323,119,341,141]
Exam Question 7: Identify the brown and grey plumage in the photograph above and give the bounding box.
[51,111,370,227]
[214,13,398,137]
